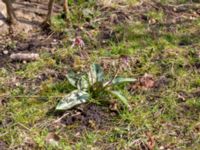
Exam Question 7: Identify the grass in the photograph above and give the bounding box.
[1,0,200,149]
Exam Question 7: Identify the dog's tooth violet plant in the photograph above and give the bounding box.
[56,64,136,111]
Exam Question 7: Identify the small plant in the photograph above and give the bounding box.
[56,64,136,111]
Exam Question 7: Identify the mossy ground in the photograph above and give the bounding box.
[0,0,200,149]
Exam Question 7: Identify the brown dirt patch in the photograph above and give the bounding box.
[0,0,63,34]
[59,103,117,130]
[0,0,65,68]
[0,33,62,68]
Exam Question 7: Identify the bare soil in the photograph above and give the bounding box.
[0,0,63,67]
[60,104,117,130]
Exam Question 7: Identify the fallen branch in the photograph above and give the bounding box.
[10,53,39,61]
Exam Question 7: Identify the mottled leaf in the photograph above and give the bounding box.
[56,90,89,111]
[66,71,78,87]
[88,64,104,85]
[77,75,89,90]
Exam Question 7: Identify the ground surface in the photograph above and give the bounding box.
[0,0,200,149]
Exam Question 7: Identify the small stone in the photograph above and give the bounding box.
[159,146,165,150]
[15,82,20,86]
[3,50,8,55]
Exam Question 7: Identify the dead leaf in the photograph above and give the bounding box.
[109,101,119,112]
[88,120,96,129]
[146,132,155,150]
[178,93,186,101]
[140,73,155,89]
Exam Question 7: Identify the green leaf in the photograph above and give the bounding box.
[88,64,104,85]
[56,90,90,111]
[66,71,78,87]
[77,75,89,90]
[112,77,136,85]
[109,90,130,109]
